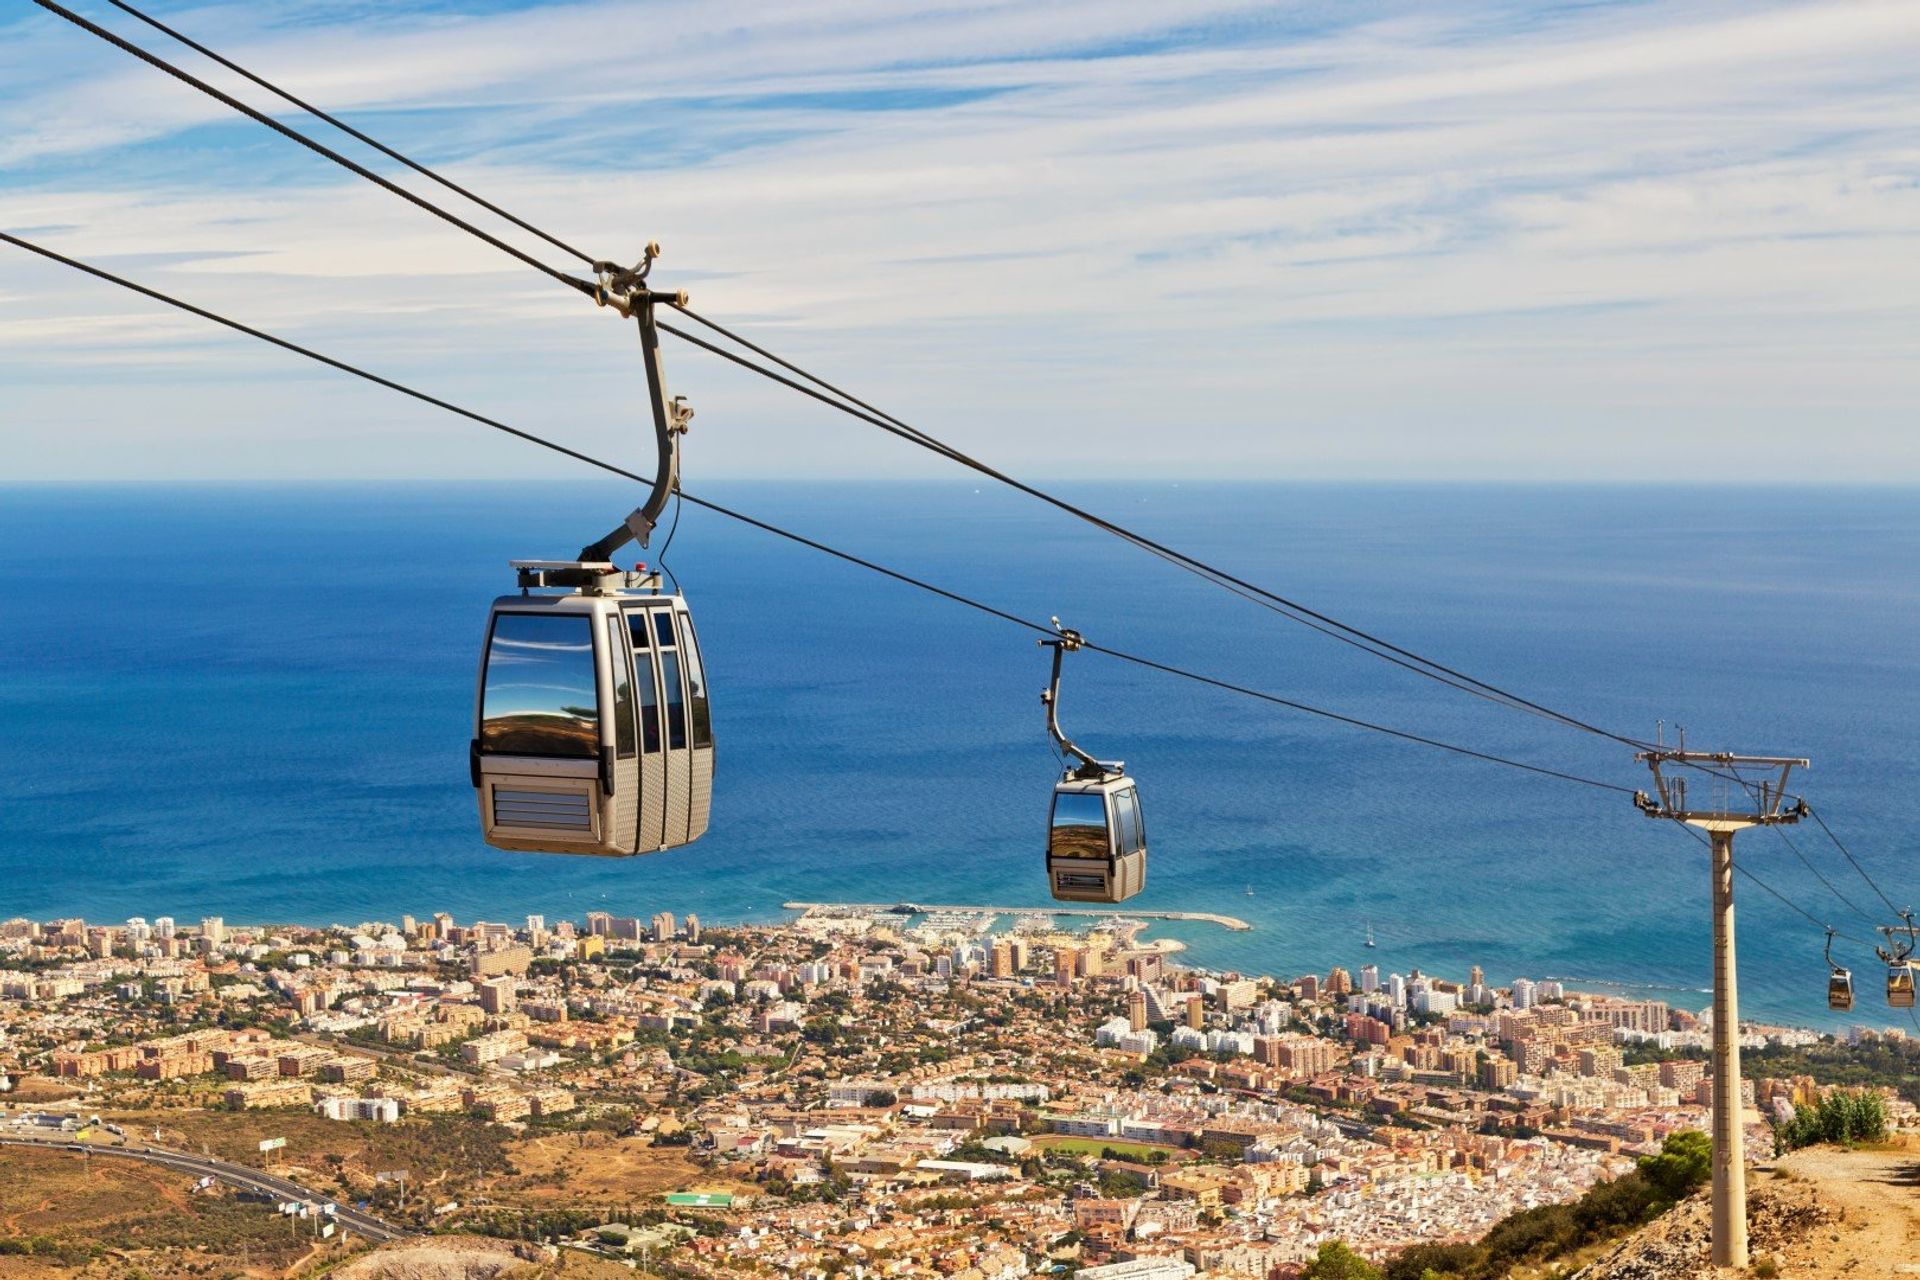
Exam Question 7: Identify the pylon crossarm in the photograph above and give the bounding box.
[1632,749,1809,826]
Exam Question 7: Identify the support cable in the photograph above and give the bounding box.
[102,0,598,268]
[660,315,1650,746]
[0,227,1636,799]
[33,0,1667,756]
[1772,826,1877,927]
[1806,806,1908,917]
[29,0,593,296]
[1674,825,1871,947]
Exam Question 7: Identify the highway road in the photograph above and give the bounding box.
[0,1133,409,1243]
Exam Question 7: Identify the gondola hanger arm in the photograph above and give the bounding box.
[1041,618,1106,779]
[578,242,693,563]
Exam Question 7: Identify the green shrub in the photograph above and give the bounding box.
[1384,1131,1711,1280]
[1383,1242,1483,1280]
[1772,1089,1887,1152]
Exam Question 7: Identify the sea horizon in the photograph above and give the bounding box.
[4,480,1916,1033]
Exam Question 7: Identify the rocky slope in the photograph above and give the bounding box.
[1572,1139,1919,1280]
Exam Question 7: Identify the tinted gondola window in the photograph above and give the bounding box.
[1114,788,1144,854]
[625,613,662,753]
[607,617,635,758]
[652,609,688,750]
[660,651,687,749]
[678,610,713,749]
[480,613,600,758]
[1050,791,1111,860]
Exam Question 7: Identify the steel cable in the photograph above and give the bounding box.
[1,227,1635,798]
[35,0,1663,756]
[103,0,598,268]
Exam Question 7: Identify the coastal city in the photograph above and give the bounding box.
[1,903,1913,1278]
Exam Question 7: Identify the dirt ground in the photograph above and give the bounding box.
[114,1107,517,1207]
[1763,1139,1920,1276]
[0,1144,345,1278]
[334,1236,636,1280]
[0,1078,79,1105]
[499,1129,752,1205]
[1573,1135,1920,1279]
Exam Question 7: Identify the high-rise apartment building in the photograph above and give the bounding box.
[989,941,1014,979]
[477,976,517,1014]
[1054,947,1079,987]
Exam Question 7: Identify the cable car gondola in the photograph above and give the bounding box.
[1040,622,1146,904]
[1824,929,1853,1012]
[1876,915,1919,1010]
[472,252,712,856]
[1886,965,1914,1009]
[474,565,711,854]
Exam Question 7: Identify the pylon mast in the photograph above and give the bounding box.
[1634,748,1808,1271]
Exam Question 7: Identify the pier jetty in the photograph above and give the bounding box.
[781,901,1252,932]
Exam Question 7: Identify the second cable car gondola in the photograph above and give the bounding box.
[1824,929,1854,1012]
[1876,915,1918,1009]
[1889,964,1916,1010]
[471,248,712,857]
[1040,622,1146,904]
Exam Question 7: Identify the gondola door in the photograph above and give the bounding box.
[603,612,641,852]
[625,606,670,851]
[650,607,693,847]
[677,604,715,845]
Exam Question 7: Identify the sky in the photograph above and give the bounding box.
[2,0,1918,482]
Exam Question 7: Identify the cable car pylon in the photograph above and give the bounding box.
[1633,744,1809,1271]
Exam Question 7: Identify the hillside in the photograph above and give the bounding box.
[1572,1139,1920,1279]
[332,1237,636,1280]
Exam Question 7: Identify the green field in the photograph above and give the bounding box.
[1035,1135,1181,1161]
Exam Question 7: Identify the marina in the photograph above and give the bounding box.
[781,901,1252,932]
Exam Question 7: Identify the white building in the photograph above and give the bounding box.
[1077,1258,1196,1280]
[317,1096,400,1123]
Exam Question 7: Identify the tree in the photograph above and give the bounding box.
[1303,1240,1382,1280]
[1637,1129,1711,1201]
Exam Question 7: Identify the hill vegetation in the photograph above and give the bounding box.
[1301,1131,1715,1280]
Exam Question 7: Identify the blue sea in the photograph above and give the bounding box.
[2,482,1915,1030]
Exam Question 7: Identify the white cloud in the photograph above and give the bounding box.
[2,0,1918,480]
